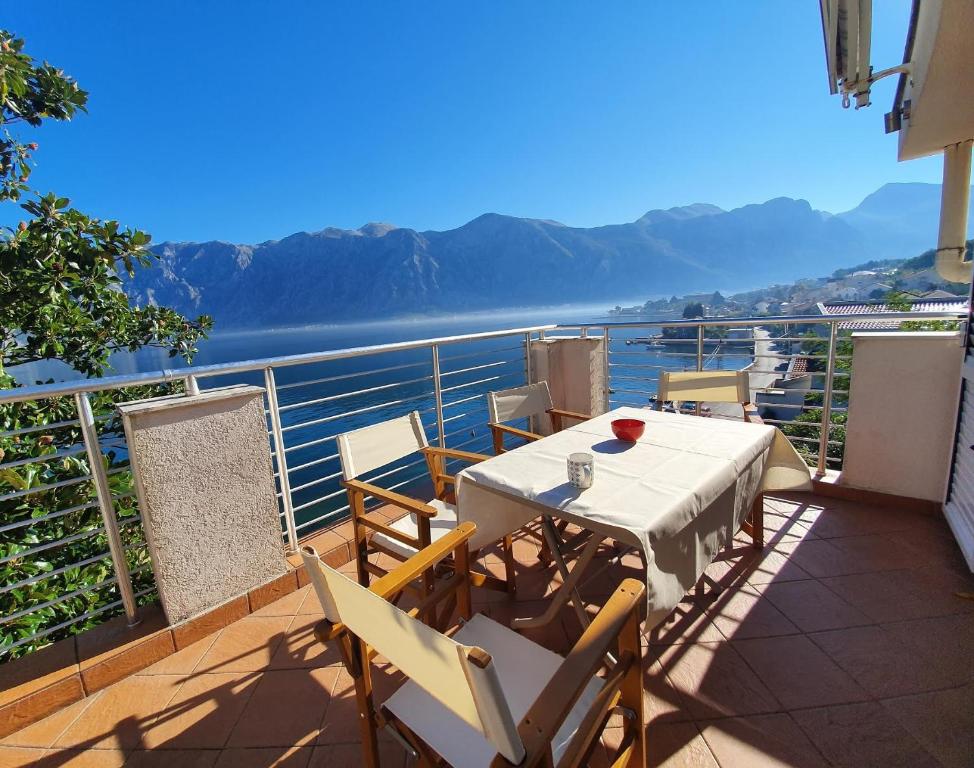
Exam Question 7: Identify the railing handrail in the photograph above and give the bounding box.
[0,311,964,405]
[570,310,966,329]
[0,324,558,405]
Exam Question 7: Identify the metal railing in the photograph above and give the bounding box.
[0,311,962,658]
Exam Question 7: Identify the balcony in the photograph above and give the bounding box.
[1,313,972,766]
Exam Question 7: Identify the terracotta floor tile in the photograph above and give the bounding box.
[55,675,184,750]
[644,721,718,768]
[775,539,863,579]
[138,635,219,677]
[791,701,940,768]
[656,642,779,720]
[818,570,931,624]
[732,635,868,710]
[214,746,312,767]
[308,742,407,768]
[194,617,292,674]
[880,613,974,685]
[647,599,726,646]
[125,749,220,767]
[227,668,339,748]
[808,625,960,698]
[268,615,342,670]
[2,492,967,767]
[707,585,801,641]
[642,658,688,724]
[800,504,918,539]
[318,666,406,746]
[698,713,826,768]
[294,587,327,617]
[827,534,917,573]
[250,585,310,618]
[734,545,812,585]
[141,672,260,749]
[757,579,870,633]
[28,748,127,767]
[885,523,973,572]
[484,599,574,655]
[0,746,49,767]
[881,683,974,768]
[0,694,97,748]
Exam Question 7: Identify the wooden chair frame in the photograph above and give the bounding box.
[310,523,647,768]
[343,444,515,597]
[487,381,592,455]
[489,407,592,454]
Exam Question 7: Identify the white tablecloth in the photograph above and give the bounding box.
[456,407,812,626]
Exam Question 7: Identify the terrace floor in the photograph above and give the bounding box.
[1,492,973,767]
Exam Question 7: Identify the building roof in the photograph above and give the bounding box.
[817,297,966,329]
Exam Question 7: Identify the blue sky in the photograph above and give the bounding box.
[5,1,938,244]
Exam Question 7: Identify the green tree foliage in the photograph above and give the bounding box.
[0,30,212,660]
[682,302,704,319]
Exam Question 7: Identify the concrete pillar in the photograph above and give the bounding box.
[118,385,287,624]
[842,332,963,502]
[529,336,606,434]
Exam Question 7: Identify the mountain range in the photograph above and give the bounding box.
[126,182,974,328]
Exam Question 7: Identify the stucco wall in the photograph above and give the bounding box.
[119,386,287,623]
[529,337,606,434]
[843,332,963,502]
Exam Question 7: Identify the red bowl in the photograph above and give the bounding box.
[611,418,645,442]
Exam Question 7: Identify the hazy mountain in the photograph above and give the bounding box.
[125,183,973,328]
[837,182,974,258]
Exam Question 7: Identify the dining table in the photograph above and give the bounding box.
[455,406,812,630]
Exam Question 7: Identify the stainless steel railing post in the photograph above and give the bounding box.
[696,324,705,371]
[74,392,140,627]
[695,324,705,415]
[602,326,611,412]
[523,331,533,384]
[816,321,839,477]
[264,368,298,551]
[431,344,446,448]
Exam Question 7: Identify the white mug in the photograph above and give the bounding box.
[567,452,594,489]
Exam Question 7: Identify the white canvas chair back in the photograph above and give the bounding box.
[300,549,525,764]
[337,411,428,481]
[658,370,750,404]
[487,381,553,423]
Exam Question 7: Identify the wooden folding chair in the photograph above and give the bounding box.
[486,381,591,454]
[656,370,762,423]
[657,371,766,577]
[302,523,646,768]
[338,411,515,596]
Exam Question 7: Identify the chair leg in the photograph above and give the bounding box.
[348,491,371,587]
[503,534,517,595]
[342,635,381,767]
[616,610,646,768]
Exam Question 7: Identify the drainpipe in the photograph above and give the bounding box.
[934,140,973,283]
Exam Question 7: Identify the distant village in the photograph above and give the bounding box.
[609,243,969,319]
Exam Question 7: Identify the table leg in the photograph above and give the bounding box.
[512,518,603,631]
[751,492,764,549]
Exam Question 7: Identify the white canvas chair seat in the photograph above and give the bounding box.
[384,613,601,768]
[371,498,458,559]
